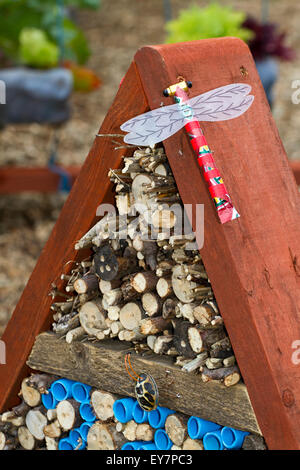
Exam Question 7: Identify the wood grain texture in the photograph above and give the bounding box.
[134,38,300,449]
[27,332,261,435]
[0,62,149,412]
[0,163,297,193]
[0,167,81,193]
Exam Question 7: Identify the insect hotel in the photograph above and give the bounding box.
[0,38,299,451]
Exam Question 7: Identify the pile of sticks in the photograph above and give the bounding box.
[50,145,240,387]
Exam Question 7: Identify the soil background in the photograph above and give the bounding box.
[1,0,300,334]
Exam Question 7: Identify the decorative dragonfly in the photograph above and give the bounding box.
[121,81,254,224]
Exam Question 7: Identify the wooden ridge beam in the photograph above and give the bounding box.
[27,332,261,435]
[0,161,298,194]
[0,166,81,193]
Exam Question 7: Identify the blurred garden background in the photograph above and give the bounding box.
[0,0,300,334]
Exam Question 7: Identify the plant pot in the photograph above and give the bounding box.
[255,56,278,108]
[0,66,73,125]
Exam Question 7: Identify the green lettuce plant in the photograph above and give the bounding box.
[165,3,253,44]
[0,0,101,66]
[19,28,59,68]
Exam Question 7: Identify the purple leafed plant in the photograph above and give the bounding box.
[243,16,296,61]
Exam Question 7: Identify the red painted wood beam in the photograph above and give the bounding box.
[290,161,300,185]
[0,166,81,194]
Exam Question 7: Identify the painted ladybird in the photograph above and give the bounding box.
[125,353,159,411]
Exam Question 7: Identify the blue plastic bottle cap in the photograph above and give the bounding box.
[52,383,67,401]
[79,403,96,422]
[58,438,74,451]
[203,432,223,450]
[154,429,172,450]
[222,428,235,446]
[114,402,126,422]
[122,442,135,450]
[51,378,75,401]
[148,407,174,429]
[72,383,91,403]
[140,442,157,450]
[79,422,92,441]
[41,391,57,410]
[132,401,148,424]
[113,398,135,423]
[187,417,199,439]
[149,409,160,428]
[69,428,86,450]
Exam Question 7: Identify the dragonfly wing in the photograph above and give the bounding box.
[189,83,254,122]
[121,103,185,146]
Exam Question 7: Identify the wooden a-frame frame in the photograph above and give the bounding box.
[1,38,300,450]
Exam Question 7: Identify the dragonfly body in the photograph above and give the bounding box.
[121,81,254,224]
[173,85,240,224]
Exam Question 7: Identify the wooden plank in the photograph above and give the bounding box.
[0,61,149,413]
[0,166,81,193]
[0,161,298,194]
[134,38,300,449]
[27,332,261,435]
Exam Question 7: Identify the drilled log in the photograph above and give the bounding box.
[87,422,126,450]
[43,419,61,439]
[140,316,171,335]
[73,273,99,294]
[0,432,18,450]
[56,399,81,431]
[142,292,162,317]
[122,420,138,442]
[91,390,118,422]
[79,299,106,337]
[182,438,204,450]
[162,298,177,320]
[172,265,198,303]
[121,276,141,301]
[20,378,41,407]
[66,326,86,344]
[165,413,188,447]
[153,335,174,355]
[119,302,145,331]
[107,306,121,321]
[17,426,37,450]
[136,423,154,441]
[25,408,47,441]
[201,365,241,387]
[99,279,121,294]
[187,325,226,355]
[173,321,197,358]
[94,245,137,281]
[103,288,123,307]
[156,277,173,299]
[181,352,208,372]
[131,271,158,294]
[210,337,233,359]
